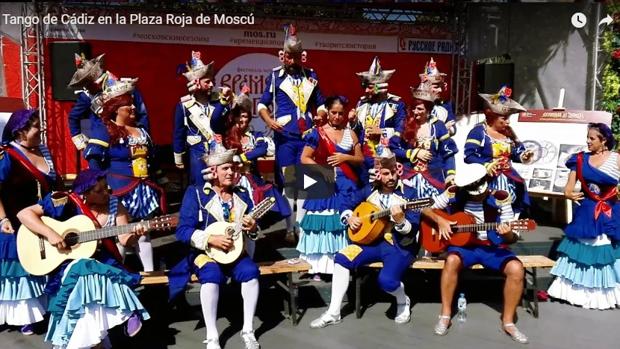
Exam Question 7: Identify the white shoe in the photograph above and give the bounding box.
[502,323,529,344]
[309,312,342,328]
[434,315,451,335]
[241,330,260,349]
[203,338,221,349]
[394,296,411,324]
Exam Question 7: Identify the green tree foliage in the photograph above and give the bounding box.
[602,7,620,142]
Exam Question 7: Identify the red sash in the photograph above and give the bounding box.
[576,152,617,219]
[3,146,50,194]
[66,192,126,266]
[315,127,359,183]
[108,173,168,214]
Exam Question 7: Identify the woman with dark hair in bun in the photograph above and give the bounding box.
[297,95,363,281]
[0,109,58,335]
[548,122,620,309]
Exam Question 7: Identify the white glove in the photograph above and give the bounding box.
[201,166,215,181]
[368,168,377,183]
[71,134,89,151]
[174,152,184,168]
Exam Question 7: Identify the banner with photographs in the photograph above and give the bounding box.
[511,110,610,195]
[453,110,610,196]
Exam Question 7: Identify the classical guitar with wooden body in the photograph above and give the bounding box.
[205,197,276,264]
[419,209,537,253]
[17,214,178,276]
[347,197,434,245]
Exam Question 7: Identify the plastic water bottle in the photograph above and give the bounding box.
[457,293,467,323]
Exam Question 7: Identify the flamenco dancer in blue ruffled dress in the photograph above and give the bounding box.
[17,169,150,348]
[297,96,363,280]
[0,109,58,335]
[548,123,620,309]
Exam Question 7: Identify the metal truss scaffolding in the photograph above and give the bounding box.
[453,2,473,117]
[20,2,47,143]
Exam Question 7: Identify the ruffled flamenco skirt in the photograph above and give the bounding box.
[296,176,354,274]
[0,233,47,326]
[45,258,150,349]
[548,234,620,310]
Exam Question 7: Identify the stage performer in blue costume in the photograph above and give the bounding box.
[463,86,534,216]
[548,123,620,310]
[310,150,419,328]
[210,86,291,231]
[170,148,261,349]
[350,57,406,183]
[419,57,457,136]
[0,109,58,335]
[391,81,457,200]
[257,24,326,243]
[425,163,528,344]
[17,169,150,349]
[85,76,165,272]
[173,51,225,188]
[67,53,148,154]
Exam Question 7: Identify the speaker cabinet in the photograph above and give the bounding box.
[49,41,91,101]
[476,63,514,94]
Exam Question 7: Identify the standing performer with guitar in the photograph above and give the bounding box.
[16,169,150,349]
[0,109,59,335]
[464,86,534,216]
[171,148,261,349]
[422,163,528,344]
[310,150,422,328]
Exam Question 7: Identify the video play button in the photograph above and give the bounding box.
[303,174,317,189]
[284,164,336,200]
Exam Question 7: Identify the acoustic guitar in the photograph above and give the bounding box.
[347,197,434,245]
[419,209,537,253]
[205,197,275,264]
[17,214,178,276]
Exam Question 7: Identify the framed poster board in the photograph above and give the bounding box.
[512,109,611,195]
[453,110,611,196]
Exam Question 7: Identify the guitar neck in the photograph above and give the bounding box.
[373,201,416,219]
[76,221,151,243]
[453,222,501,232]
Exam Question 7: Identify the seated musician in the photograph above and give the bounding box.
[424,163,527,344]
[16,169,150,349]
[310,150,419,328]
[170,148,260,349]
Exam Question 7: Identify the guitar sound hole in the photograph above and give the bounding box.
[64,232,79,247]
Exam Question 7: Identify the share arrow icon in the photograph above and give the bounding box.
[599,14,613,27]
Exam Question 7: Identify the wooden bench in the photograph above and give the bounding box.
[353,255,555,319]
[140,259,310,325]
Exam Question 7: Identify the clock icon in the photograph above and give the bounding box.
[571,12,587,29]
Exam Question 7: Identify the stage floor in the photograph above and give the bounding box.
[2,223,618,349]
[2,296,619,349]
